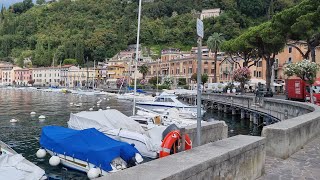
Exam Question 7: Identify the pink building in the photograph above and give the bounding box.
[14,69,33,86]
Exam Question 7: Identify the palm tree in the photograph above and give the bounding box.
[138,64,149,79]
[207,33,225,83]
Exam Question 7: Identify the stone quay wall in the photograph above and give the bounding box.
[192,93,320,159]
[185,121,228,147]
[101,135,265,180]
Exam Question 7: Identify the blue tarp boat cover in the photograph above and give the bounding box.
[40,126,139,171]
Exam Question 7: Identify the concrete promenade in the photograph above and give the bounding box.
[259,135,320,180]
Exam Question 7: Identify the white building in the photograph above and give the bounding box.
[65,66,95,88]
[32,67,61,87]
[200,8,221,20]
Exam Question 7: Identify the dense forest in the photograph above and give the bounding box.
[0,0,302,67]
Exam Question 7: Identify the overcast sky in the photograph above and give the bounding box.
[1,0,36,8]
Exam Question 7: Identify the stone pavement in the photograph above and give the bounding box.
[259,136,320,180]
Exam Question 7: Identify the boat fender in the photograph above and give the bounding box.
[49,156,60,166]
[10,119,18,123]
[36,149,46,158]
[30,112,36,115]
[87,168,100,179]
[135,153,143,163]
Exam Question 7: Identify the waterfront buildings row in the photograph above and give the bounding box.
[0,41,319,89]
[144,41,320,90]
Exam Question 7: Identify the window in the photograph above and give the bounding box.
[288,57,292,63]
[204,69,208,74]
[183,69,186,74]
[204,61,208,65]
[212,62,215,65]
[188,68,192,74]
[189,61,192,64]
[176,69,179,74]
[211,69,214,74]
[254,71,257,77]
[257,61,262,67]
[289,47,292,53]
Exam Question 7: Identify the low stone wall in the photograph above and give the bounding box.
[262,98,313,119]
[185,121,228,147]
[101,135,265,180]
[195,93,320,159]
[261,103,320,159]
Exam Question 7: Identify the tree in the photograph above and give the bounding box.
[221,35,260,68]
[207,33,225,83]
[284,60,319,104]
[191,73,208,85]
[36,0,46,5]
[201,74,208,86]
[272,0,320,62]
[191,73,197,82]
[28,79,35,86]
[138,64,149,79]
[232,67,251,93]
[116,78,127,89]
[148,76,161,86]
[163,76,173,87]
[178,78,187,86]
[245,22,285,89]
[63,58,77,65]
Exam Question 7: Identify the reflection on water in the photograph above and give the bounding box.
[0,88,261,179]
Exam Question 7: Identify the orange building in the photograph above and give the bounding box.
[274,42,320,83]
[146,47,222,86]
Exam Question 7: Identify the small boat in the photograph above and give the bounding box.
[136,92,205,117]
[38,126,142,179]
[136,92,195,108]
[0,140,46,180]
[68,109,167,159]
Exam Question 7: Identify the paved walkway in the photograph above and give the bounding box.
[259,136,320,180]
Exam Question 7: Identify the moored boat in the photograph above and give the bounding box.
[37,126,143,179]
[0,140,46,180]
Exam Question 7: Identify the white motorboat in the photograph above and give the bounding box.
[132,106,205,128]
[136,92,195,108]
[116,93,155,102]
[136,92,205,117]
[38,126,142,179]
[68,109,167,159]
[0,140,46,180]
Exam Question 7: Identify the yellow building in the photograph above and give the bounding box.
[107,65,126,79]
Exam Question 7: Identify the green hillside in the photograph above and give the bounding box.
[0,0,302,67]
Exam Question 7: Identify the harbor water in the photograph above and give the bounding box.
[0,88,262,179]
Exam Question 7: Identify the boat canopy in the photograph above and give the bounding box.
[0,154,45,180]
[40,126,139,171]
[68,109,146,135]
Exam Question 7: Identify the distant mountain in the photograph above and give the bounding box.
[0,0,302,67]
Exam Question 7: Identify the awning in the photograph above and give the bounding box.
[271,82,282,87]
[249,79,266,85]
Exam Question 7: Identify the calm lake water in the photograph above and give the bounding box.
[0,88,261,179]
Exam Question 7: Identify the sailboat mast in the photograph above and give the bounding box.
[92,60,95,89]
[133,0,142,116]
